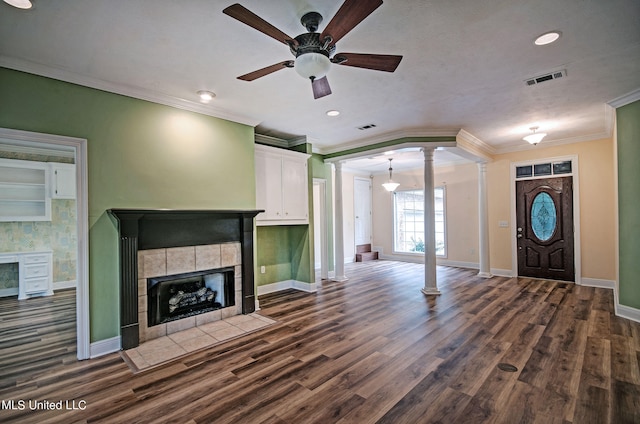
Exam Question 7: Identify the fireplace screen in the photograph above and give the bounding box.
[147,267,235,326]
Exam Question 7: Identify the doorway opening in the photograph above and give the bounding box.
[0,127,89,360]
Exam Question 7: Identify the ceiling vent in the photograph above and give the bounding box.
[358,124,377,130]
[525,69,567,86]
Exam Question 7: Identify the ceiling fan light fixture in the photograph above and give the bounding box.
[294,52,331,80]
[523,126,547,145]
[3,0,32,8]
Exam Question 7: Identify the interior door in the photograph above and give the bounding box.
[516,177,574,281]
[354,178,372,246]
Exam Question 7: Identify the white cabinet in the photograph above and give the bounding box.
[255,144,310,226]
[50,163,76,199]
[0,251,53,300]
[0,159,51,222]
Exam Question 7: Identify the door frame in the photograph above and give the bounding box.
[313,178,328,280]
[510,155,582,284]
[0,127,90,359]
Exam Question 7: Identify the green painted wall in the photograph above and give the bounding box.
[0,68,256,342]
[617,100,640,310]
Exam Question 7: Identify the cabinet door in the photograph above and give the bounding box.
[255,154,283,220]
[51,163,76,199]
[281,157,308,221]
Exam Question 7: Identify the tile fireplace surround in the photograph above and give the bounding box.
[108,209,262,350]
[137,243,242,343]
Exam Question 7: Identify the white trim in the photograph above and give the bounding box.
[615,303,640,324]
[608,88,640,108]
[437,259,478,269]
[0,56,261,127]
[313,178,329,280]
[317,128,459,155]
[0,127,90,360]
[257,280,317,296]
[0,288,18,297]
[89,336,121,358]
[580,278,615,289]
[490,268,514,277]
[510,155,581,284]
[54,280,77,290]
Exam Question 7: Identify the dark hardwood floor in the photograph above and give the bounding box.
[1,262,639,423]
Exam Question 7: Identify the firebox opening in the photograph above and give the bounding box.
[147,267,235,327]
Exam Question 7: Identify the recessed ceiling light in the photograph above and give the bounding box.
[534,31,561,46]
[326,110,340,117]
[3,0,32,9]
[197,90,216,103]
[384,150,395,155]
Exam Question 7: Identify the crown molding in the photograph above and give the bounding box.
[316,128,459,155]
[254,133,289,148]
[608,88,640,108]
[455,129,495,162]
[0,56,261,127]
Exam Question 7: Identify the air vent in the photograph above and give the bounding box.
[525,69,567,86]
[358,124,377,130]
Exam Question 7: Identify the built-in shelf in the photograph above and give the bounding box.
[0,159,51,222]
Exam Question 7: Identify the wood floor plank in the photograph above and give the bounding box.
[1,262,639,423]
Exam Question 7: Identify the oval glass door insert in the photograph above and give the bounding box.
[531,192,556,241]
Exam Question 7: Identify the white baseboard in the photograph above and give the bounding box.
[90,336,121,358]
[437,259,479,269]
[0,287,18,297]
[257,279,317,296]
[616,303,640,324]
[490,268,514,277]
[54,280,77,290]
[580,277,615,289]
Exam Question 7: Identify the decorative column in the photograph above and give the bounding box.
[421,147,440,295]
[477,162,492,278]
[333,162,348,282]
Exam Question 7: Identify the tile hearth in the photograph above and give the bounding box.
[122,313,275,372]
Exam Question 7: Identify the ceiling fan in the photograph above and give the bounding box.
[223,0,403,99]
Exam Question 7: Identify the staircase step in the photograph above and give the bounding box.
[356,251,378,262]
[356,244,372,254]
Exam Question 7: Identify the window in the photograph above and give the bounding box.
[393,187,446,256]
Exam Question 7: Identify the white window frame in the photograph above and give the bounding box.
[393,187,446,257]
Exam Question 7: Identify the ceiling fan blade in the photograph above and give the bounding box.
[333,53,402,72]
[312,76,332,99]
[238,61,294,81]
[320,0,383,45]
[223,4,297,46]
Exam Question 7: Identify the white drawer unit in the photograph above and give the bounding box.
[0,251,53,300]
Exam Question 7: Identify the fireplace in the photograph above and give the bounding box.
[108,209,262,349]
[147,267,235,327]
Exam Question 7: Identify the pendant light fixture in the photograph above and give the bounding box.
[382,158,400,192]
[523,126,547,145]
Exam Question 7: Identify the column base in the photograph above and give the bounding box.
[421,288,441,296]
[332,275,349,282]
[477,271,493,278]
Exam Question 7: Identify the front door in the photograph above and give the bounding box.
[516,177,575,281]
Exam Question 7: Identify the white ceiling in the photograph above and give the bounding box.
[1,0,639,172]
